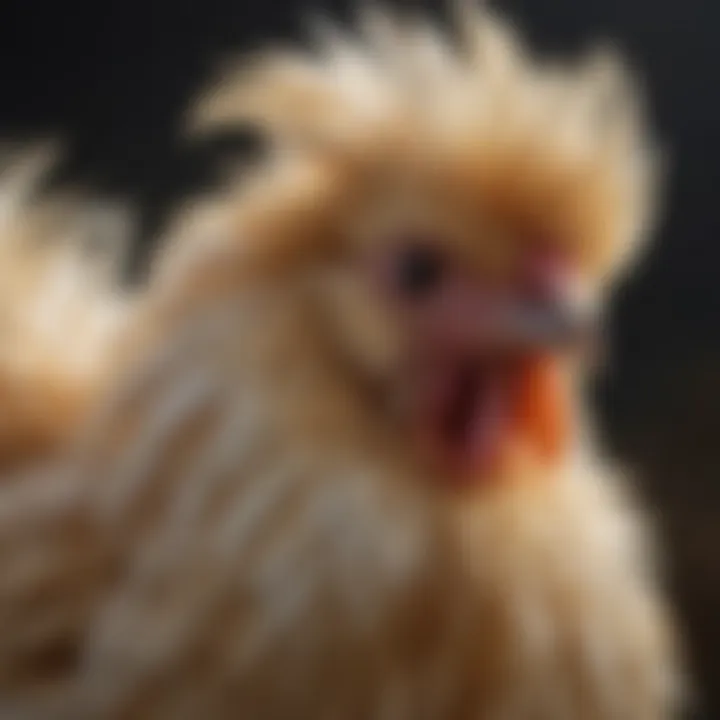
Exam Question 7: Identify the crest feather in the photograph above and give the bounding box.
[192,4,650,155]
[190,3,660,277]
[0,144,133,382]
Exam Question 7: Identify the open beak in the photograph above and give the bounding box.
[415,272,595,487]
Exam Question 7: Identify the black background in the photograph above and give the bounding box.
[0,0,718,716]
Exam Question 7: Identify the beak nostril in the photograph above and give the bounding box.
[522,249,575,304]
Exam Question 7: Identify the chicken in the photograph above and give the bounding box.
[0,4,683,719]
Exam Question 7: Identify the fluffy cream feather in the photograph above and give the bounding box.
[0,145,133,473]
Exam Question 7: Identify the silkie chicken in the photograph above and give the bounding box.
[0,4,684,719]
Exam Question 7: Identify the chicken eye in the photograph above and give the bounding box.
[395,243,446,299]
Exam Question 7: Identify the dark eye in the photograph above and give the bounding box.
[395,243,446,299]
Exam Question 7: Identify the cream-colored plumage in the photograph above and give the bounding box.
[0,4,682,719]
[0,146,133,474]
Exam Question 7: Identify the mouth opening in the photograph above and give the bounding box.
[442,364,484,447]
[425,354,569,487]
[435,360,508,480]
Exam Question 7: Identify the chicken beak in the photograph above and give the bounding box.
[418,279,597,360]
[498,297,597,355]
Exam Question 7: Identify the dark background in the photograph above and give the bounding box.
[0,0,717,716]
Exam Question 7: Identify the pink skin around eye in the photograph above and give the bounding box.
[369,243,503,346]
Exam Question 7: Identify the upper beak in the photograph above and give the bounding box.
[497,296,597,352]
[422,279,598,357]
